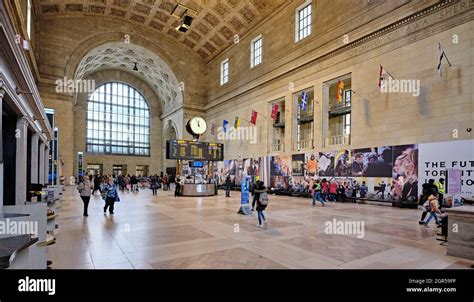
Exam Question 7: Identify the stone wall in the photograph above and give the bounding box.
[204,0,474,160]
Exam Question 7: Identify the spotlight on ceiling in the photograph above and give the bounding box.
[133,62,138,71]
[171,3,197,33]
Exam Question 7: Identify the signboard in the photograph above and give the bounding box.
[47,190,54,202]
[166,139,224,161]
[77,152,83,178]
[446,169,462,195]
[241,176,250,205]
[238,176,252,215]
[419,140,474,198]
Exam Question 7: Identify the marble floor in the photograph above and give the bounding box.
[48,186,474,269]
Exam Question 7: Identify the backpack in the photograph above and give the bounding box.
[259,192,269,206]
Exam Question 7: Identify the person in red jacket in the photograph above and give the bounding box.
[321,178,329,202]
[329,180,338,203]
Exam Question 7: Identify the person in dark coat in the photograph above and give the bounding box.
[225,176,232,197]
[419,179,438,224]
[254,181,268,228]
[92,175,101,195]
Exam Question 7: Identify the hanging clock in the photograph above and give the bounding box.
[186,116,207,138]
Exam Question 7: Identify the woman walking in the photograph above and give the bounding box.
[77,175,93,217]
[254,181,268,228]
[104,177,120,215]
[312,179,325,207]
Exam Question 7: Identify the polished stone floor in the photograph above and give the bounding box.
[48,186,474,269]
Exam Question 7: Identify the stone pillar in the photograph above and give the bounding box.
[15,117,29,205]
[44,146,50,185]
[39,141,45,184]
[30,133,39,184]
[0,88,4,207]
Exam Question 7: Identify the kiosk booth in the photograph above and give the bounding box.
[166,139,224,197]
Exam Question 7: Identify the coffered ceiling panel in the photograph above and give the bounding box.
[35,0,287,62]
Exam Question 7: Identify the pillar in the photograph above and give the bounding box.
[39,140,45,184]
[0,88,4,207]
[44,146,50,185]
[30,133,39,183]
[15,117,28,205]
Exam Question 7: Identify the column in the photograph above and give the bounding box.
[15,117,28,205]
[39,141,45,184]
[30,133,39,183]
[44,146,50,186]
[0,88,4,207]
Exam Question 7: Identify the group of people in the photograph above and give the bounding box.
[77,175,120,216]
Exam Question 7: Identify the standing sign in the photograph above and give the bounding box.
[77,152,83,179]
[238,176,252,215]
[446,169,462,195]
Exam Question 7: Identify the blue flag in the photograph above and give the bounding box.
[223,120,229,133]
[300,91,308,111]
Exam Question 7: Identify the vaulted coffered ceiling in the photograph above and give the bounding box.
[35,0,287,62]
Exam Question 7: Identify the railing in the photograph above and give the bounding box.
[325,134,350,147]
[293,139,313,151]
[328,102,351,113]
[270,143,284,152]
[298,109,314,121]
[273,114,286,127]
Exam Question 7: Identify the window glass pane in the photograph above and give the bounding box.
[86,82,150,156]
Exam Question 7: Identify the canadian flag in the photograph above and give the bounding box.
[15,34,30,50]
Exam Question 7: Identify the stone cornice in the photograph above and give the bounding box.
[206,0,472,111]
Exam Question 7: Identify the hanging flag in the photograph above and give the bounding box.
[210,123,216,135]
[15,34,29,50]
[271,103,279,121]
[336,80,344,102]
[378,65,388,92]
[223,120,229,133]
[234,116,241,128]
[250,110,258,125]
[437,43,446,77]
[300,91,308,112]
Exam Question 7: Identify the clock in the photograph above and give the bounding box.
[186,117,207,137]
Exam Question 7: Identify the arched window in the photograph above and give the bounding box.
[86,82,150,156]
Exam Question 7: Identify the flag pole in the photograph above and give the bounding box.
[439,43,453,67]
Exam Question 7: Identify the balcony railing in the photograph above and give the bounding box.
[293,139,313,151]
[324,134,350,147]
[297,109,314,122]
[270,143,284,152]
[273,114,285,128]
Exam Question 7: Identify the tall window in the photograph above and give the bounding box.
[251,35,263,68]
[295,0,312,42]
[86,82,150,156]
[27,0,32,38]
[220,58,229,85]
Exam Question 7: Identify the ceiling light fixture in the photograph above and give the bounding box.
[171,3,197,33]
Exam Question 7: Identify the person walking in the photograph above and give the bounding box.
[150,174,158,196]
[435,178,445,207]
[329,180,337,202]
[312,179,325,206]
[92,175,101,195]
[175,175,182,197]
[131,175,138,193]
[251,180,260,211]
[103,177,120,215]
[225,176,232,197]
[424,195,442,227]
[374,181,386,199]
[418,179,438,224]
[359,181,368,198]
[321,178,329,202]
[77,175,93,217]
[254,181,268,228]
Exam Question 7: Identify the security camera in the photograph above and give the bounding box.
[467,128,472,133]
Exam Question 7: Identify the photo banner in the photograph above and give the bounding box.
[419,140,474,197]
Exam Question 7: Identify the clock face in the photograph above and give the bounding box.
[189,117,207,135]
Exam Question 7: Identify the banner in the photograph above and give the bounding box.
[241,176,250,205]
[446,169,462,195]
[419,140,473,197]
